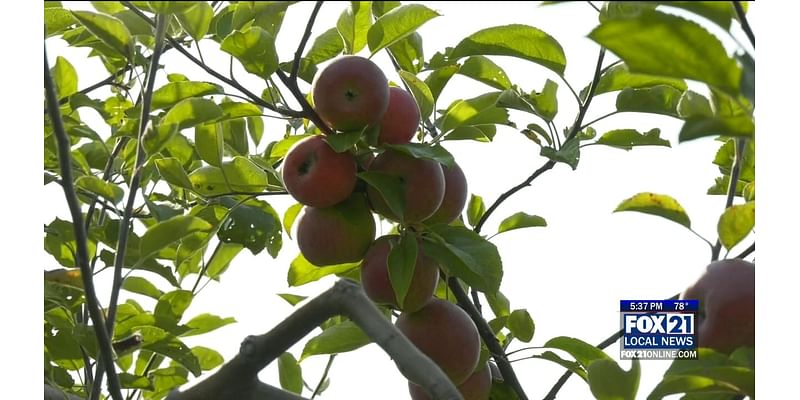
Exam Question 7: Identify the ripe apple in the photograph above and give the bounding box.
[396,298,481,384]
[367,149,445,223]
[424,162,468,225]
[408,362,491,400]
[377,87,421,145]
[360,235,439,312]
[282,135,357,208]
[296,194,376,266]
[680,259,755,353]
[311,56,390,132]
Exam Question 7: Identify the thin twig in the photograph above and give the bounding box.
[733,1,755,47]
[578,110,618,131]
[311,354,336,399]
[275,69,335,135]
[291,2,324,82]
[711,138,748,261]
[734,242,755,259]
[45,42,124,400]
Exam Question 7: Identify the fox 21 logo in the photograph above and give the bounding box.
[624,313,695,336]
[620,300,698,360]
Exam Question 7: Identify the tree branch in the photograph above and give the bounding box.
[732,1,755,47]
[45,384,85,400]
[275,69,335,135]
[45,42,124,400]
[167,280,463,400]
[735,242,755,259]
[711,138,748,261]
[291,2,324,82]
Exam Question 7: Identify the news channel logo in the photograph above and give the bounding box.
[619,300,699,360]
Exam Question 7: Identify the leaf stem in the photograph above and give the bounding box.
[711,138,747,261]
[578,110,618,131]
[311,354,336,399]
[291,2,324,83]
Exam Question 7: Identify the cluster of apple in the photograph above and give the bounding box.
[280,56,490,399]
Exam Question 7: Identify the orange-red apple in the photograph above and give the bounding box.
[396,298,480,384]
[312,56,389,132]
[680,259,755,353]
[360,235,439,312]
[367,149,445,223]
[282,135,357,208]
[424,162,468,225]
[408,362,491,400]
[377,87,420,145]
[296,194,375,266]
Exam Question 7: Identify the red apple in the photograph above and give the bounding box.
[367,149,445,223]
[296,194,376,266]
[680,259,755,353]
[377,87,421,145]
[424,162,468,225]
[396,298,481,384]
[360,235,439,312]
[282,135,357,208]
[312,56,390,132]
[409,362,492,400]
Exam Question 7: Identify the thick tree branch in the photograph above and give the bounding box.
[45,384,84,400]
[275,69,334,135]
[732,1,755,47]
[168,280,463,400]
[291,2,324,82]
[45,43,124,400]
[711,138,748,261]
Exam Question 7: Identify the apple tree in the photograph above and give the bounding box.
[43,1,756,400]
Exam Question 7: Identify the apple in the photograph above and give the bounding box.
[360,235,439,312]
[408,362,491,400]
[282,135,357,208]
[396,298,481,384]
[367,149,445,223]
[377,87,421,145]
[424,161,468,225]
[311,56,390,132]
[296,194,376,266]
[680,259,755,353]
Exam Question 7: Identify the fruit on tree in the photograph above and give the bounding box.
[366,149,445,223]
[396,298,481,384]
[680,259,755,353]
[376,87,421,145]
[424,161,468,225]
[360,235,439,312]
[282,135,357,208]
[311,56,390,132]
[296,194,376,266]
[408,362,492,400]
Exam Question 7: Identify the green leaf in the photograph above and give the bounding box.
[367,4,440,55]
[138,326,201,377]
[326,130,364,153]
[300,320,370,360]
[717,201,755,250]
[398,70,434,120]
[507,309,535,342]
[337,1,372,54]
[219,101,263,120]
[590,63,687,97]
[497,212,547,234]
[183,313,236,337]
[358,171,406,220]
[71,11,132,57]
[614,192,691,229]
[45,218,97,268]
[451,24,567,76]
[278,352,303,394]
[151,81,223,110]
[146,2,197,14]
[372,1,400,17]
[677,90,714,119]
[277,293,308,306]
[154,290,194,329]
[422,225,503,293]
[287,253,360,287]
[217,197,282,257]
[467,194,486,228]
[589,10,741,96]
[389,32,424,73]
[678,116,755,142]
[486,290,510,318]
[737,52,755,106]
[192,346,224,371]
[385,143,455,168]
[188,157,269,196]
[662,1,735,30]
[140,215,213,259]
[458,56,512,90]
[588,359,640,400]
[540,138,580,170]
[221,27,278,79]
[444,125,497,142]
[51,56,78,99]
[536,351,588,381]
[154,157,193,189]
[176,2,213,41]
[118,373,152,390]
[162,97,224,131]
[616,86,682,118]
[649,366,754,399]
[595,128,671,150]
[305,27,344,64]
[75,175,124,204]
[742,181,755,202]
[388,231,418,307]
[544,336,611,368]
[122,276,164,300]
[205,242,243,279]
[441,92,511,133]
[283,203,304,240]
[143,122,179,156]
[45,7,78,37]
[195,123,223,167]
[425,65,459,102]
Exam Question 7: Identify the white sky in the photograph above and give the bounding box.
[16,1,799,399]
